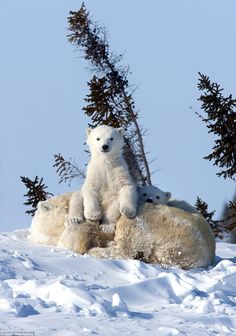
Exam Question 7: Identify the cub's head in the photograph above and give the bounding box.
[86,125,124,156]
[138,185,171,205]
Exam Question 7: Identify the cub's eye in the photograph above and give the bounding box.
[96,138,100,141]
[143,193,147,197]
[110,137,114,141]
[156,196,160,199]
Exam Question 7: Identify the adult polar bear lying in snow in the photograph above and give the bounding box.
[29,191,215,269]
[68,184,192,231]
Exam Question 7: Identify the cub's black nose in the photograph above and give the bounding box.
[146,198,153,203]
[102,144,109,151]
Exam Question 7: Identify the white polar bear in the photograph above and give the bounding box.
[138,185,198,213]
[138,185,171,205]
[68,185,171,227]
[66,190,84,225]
[78,125,138,233]
[68,185,172,226]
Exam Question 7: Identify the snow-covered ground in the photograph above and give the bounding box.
[0,230,236,336]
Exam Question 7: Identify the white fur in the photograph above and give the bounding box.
[82,125,138,228]
[138,185,198,213]
[138,185,171,205]
[167,199,198,213]
[66,190,84,226]
[28,192,73,246]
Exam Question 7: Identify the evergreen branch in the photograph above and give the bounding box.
[197,73,236,180]
[53,153,86,186]
[195,197,225,239]
[21,176,53,216]
[225,200,236,230]
[222,192,236,231]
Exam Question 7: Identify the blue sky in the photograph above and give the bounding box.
[0,0,235,231]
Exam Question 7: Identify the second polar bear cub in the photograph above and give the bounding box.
[138,185,171,205]
[81,125,138,230]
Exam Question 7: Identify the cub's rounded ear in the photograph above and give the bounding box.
[86,128,92,136]
[165,192,172,200]
[137,181,145,188]
[117,127,124,135]
[38,201,54,212]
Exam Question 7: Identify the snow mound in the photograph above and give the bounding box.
[0,230,236,335]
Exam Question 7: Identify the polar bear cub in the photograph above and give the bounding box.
[66,190,84,226]
[138,185,198,213]
[77,125,138,231]
[138,185,171,205]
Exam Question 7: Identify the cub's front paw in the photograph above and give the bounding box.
[84,209,102,221]
[65,217,84,227]
[120,206,137,219]
[100,223,116,235]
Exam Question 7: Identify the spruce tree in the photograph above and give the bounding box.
[195,197,224,239]
[222,193,236,231]
[197,72,236,180]
[196,73,236,234]
[67,3,151,185]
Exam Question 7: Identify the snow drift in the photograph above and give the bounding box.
[0,230,236,335]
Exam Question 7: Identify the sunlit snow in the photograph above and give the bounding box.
[0,230,236,335]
